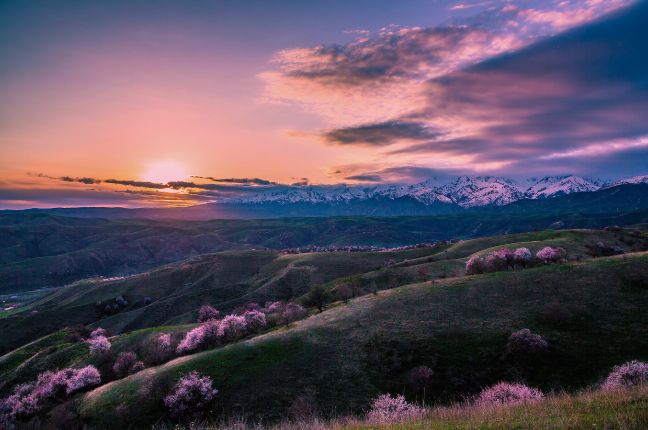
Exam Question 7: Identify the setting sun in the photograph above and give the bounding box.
[141,160,189,184]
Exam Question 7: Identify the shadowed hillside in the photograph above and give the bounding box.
[1,227,646,429]
[2,203,648,293]
[74,252,648,428]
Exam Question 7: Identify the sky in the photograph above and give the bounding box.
[0,0,646,208]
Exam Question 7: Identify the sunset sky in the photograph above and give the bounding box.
[1,0,647,208]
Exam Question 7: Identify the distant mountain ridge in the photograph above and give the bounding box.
[3,176,648,220]
[225,174,647,208]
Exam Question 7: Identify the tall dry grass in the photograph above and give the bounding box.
[151,385,648,430]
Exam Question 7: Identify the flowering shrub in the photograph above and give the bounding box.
[0,383,36,423]
[164,371,218,419]
[536,246,567,264]
[203,319,222,342]
[0,383,39,424]
[89,327,107,338]
[243,310,267,332]
[197,305,220,323]
[465,255,486,275]
[176,307,279,355]
[157,333,172,352]
[467,248,519,274]
[265,301,285,314]
[282,302,307,323]
[147,332,174,364]
[506,329,548,357]
[486,248,514,271]
[0,367,101,424]
[367,394,424,423]
[602,360,648,390]
[87,335,111,356]
[113,352,145,378]
[31,369,73,402]
[474,382,544,406]
[408,366,434,391]
[65,366,101,395]
[176,325,208,354]
[467,246,568,275]
[217,315,247,340]
[513,247,532,267]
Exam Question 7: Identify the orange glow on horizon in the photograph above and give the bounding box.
[141,160,190,184]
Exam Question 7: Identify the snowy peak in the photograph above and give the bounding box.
[436,176,523,207]
[612,175,648,186]
[226,174,646,208]
[525,175,601,199]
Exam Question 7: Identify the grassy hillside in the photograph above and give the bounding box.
[74,251,648,428]
[4,228,644,356]
[0,246,440,354]
[2,207,648,293]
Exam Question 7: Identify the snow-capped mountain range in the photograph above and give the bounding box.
[225,175,648,208]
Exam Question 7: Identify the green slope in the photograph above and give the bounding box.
[76,252,648,428]
[0,246,440,354]
[3,204,648,294]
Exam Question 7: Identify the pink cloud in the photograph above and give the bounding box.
[260,0,631,129]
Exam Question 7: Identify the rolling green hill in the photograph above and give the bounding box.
[0,246,440,354]
[2,205,648,293]
[3,228,645,356]
[72,251,648,428]
[1,227,646,429]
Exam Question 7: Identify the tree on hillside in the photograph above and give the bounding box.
[197,305,220,323]
[335,282,355,303]
[303,285,333,312]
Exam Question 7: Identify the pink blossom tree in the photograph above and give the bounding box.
[282,302,307,323]
[265,301,285,314]
[164,371,218,419]
[485,248,514,272]
[602,360,648,390]
[200,319,222,347]
[197,305,220,323]
[0,384,37,424]
[157,333,172,353]
[513,247,532,267]
[243,309,267,332]
[89,327,107,338]
[536,246,567,264]
[65,366,101,394]
[176,325,208,354]
[506,329,548,357]
[112,352,145,378]
[0,366,101,424]
[465,255,486,275]
[367,394,424,424]
[217,314,247,341]
[474,382,544,406]
[86,335,111,356]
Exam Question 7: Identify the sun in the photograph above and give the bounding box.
[141,160,189,184]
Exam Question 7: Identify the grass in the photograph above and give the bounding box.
[345,386,648,429]
[2,228,647,428]
[0,246,446,353]
[0,328,87,394]
[150,386,648,429]
[75,252,648,428]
